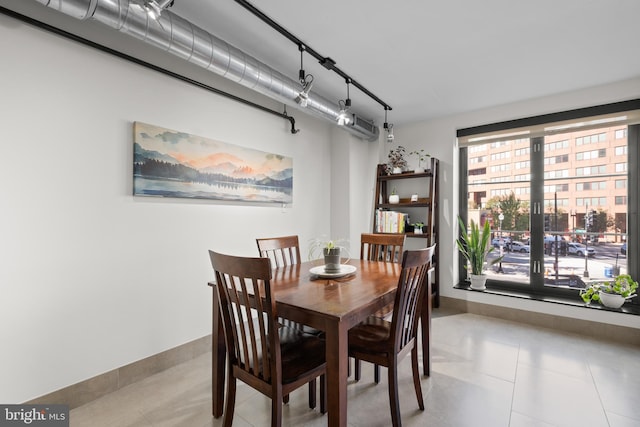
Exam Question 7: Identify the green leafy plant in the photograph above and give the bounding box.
[456,216,503,275]
[409,149,430,168]
[580,274,638,304]
[308,237,350,260]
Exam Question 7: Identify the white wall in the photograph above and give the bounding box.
[0,11,377,402]
[392,76,640,330]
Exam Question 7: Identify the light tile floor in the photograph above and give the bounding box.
[70,308,640,427]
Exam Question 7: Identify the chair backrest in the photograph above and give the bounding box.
[256,235,301,267]
[209,250,281,386]
[360,233,406,263]
[391,245,436,351]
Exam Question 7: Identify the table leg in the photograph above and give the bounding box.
[325,321,348,427]
[212,284,226,418]
[421,268,434,376]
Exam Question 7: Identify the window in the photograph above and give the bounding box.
[458,101,639,307]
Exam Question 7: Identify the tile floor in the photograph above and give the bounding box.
[70,308,640,427]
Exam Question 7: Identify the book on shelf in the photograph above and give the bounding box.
[375,210,407,234]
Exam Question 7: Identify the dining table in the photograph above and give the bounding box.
[209,258,433,427]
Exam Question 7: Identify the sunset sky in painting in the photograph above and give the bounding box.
[134,122,291,175]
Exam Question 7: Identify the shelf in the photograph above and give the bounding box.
[378,170,433,181]
[373,158,439,306]
[377,197,432,208]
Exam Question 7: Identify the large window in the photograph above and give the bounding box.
[458,101,639,305]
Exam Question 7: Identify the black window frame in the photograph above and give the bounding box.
[457,99,640,307]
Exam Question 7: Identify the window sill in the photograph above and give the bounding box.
[454,282,640,316]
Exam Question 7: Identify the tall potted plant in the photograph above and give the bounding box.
[456,216,503,290]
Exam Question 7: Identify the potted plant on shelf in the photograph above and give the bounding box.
[386,146,407,174]
[308,237,350,273]
[409,149,430,173]
[580,274,638,308]
[389,187,400,204]
[412,222,425,234]
[456,216,503,290]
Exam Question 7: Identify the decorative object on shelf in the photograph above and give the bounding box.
[386,145,407,174]
[389,188,400,204]
[410,193,419,202]
[456,216,503,290]
[412,222,424,234]
[580,274,638,308]
[409,149,430,173]
[308,237,350,273]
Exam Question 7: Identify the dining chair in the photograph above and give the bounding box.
[256,235,302,267]
[256,235,324,407]
[360,233,406,264]
[348,245,435,427]
[209,250,327,427]
[355,233,406,382]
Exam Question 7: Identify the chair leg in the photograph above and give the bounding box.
[223,375,237,427]
[411,347,425,410]
[354,358,361,381]
[308,379,317,409]
[271,390,283,427]
[387,361,401,427]
[374,364,381,384]
[320,374,327,414]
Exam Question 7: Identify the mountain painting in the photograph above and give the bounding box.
[133,122,293,203]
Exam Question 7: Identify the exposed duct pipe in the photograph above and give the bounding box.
[33,0,379,141]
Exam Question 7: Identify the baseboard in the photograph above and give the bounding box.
[439,296,640,346]
[25,335,211,410]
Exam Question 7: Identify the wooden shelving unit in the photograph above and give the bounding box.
[373,157,439,305]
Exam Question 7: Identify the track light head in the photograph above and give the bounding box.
[295,75,313,107]
[385,123,394,143]
[336,100,351,126]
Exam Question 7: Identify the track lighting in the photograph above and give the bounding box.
[337,100,351,126]
[142,0,174,20]
[384,107,394,143]
[294,45,314,107]
[336,80,352,126]
[295,75,313,107]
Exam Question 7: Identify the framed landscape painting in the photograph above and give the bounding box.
[133,122,293,203]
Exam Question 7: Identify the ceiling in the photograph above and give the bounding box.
[165,0,640,127]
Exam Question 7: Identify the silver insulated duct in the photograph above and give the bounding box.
[34,0,379,141]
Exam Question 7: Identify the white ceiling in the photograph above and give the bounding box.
[167,0,640,127]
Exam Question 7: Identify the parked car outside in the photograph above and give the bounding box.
[510,241,530,253]
[621,242,627,255]
[491,236,511,247]
[567,242,596,257]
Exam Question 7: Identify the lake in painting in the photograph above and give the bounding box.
[133,122,293,203]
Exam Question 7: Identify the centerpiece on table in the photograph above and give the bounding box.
[456,216,503,290]
[580,274,638,309]
[308,237,350,273]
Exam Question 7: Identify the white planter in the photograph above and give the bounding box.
[414,167,424,174]
[469,274,487,290]
[389,194,400,204]
[599,292,625,309]
[392,167,403,174]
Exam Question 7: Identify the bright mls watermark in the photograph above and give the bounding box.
[0,405,68,426]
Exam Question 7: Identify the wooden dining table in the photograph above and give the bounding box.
[209,258,433,427]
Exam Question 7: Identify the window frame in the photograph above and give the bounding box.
[457,99,640,306]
